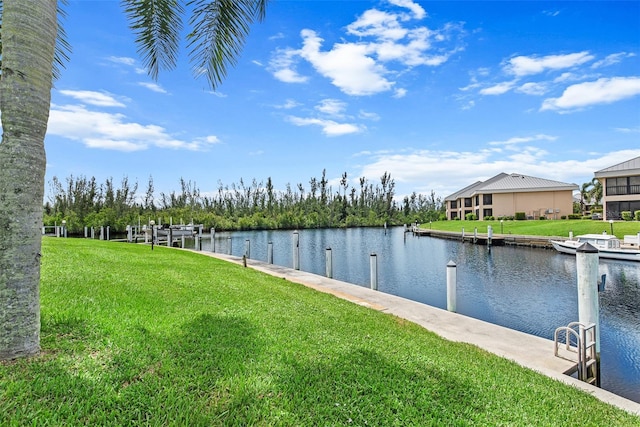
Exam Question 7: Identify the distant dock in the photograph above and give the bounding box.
[411,227,560,249]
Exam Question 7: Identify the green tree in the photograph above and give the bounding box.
[589,178,603,208]
[0,0,268,361]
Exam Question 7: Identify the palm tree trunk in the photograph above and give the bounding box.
[0,0,58,360]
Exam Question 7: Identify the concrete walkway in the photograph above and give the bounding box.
[191,249,640,415]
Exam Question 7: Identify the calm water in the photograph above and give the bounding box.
[196,226,639,403]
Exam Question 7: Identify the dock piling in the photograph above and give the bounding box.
[293,231,300,270]
[325,247,333,278]
[370,253,378,291]
[576,243,601,386]
[447,261,457,312]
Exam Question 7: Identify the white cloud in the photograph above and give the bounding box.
[517,82,548,96]
[479,81,516,95]
[393,88,408,98]
[107,56,136,66]
[542,10,561,17]
[84,138,146,152]
[488,134,557,147]
[541,76,640,111]
[269,48,309,83]
[505,51,594,76]
[347,9,409,41]
[275,99,301,109]
[138,82,168,93]
[359,110,381,121]
[299,30,393,96]
[614,126,640,133]
[387,0,427,19]
[268,3,463,96]
[269,32,285,41]
[287,116,364,136]
[58,90,126,107]
[316,99,347,117]
[355,147,640,198]
[47,103,220,152]
[591,52,635,69]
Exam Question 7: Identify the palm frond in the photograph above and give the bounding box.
[121,0,184,80]
[53,0,72,82]
[187,0,268,90]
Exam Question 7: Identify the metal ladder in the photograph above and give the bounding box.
[554,322,598,385]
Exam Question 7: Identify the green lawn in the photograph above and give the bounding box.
[425,218,640,238]
[1,238,638,425]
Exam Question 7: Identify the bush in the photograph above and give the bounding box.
[568,214,582,220]
[560,216,567,220]
[484,216,495,221]
[515,212,526,220]
[465,213,477,221]
[635,210,640,221]
[621,211,633,221]
[538,216,547,220]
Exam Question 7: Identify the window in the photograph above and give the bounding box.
[483,208,493,218]
[450,200,457,209]
[464,198,472,207]
[483,194,493,205]
[606,177,631,196]
[631,176,640,194]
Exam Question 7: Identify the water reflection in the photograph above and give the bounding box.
[198,227,639,403]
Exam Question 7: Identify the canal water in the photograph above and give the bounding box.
[198,226,639,403]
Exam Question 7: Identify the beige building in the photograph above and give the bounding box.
[593,156,640,220]
[445,173,578,220]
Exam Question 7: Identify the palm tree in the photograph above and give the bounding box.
[579,181,593,214]
[589,178,603,208]
[0,0,268,360]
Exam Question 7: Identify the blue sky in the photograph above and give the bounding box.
[45,0,640,203]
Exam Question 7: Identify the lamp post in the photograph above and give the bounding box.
[609,219,614,236]
[500,219,504,234]
[61,220,67,238]
[150,220,155,250]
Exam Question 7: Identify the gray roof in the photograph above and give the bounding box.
[446,173,578,200]
[594,156,640,178]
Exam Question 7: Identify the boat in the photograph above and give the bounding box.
[550,234,640,262]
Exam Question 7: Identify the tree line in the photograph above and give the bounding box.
[44,170,445,234]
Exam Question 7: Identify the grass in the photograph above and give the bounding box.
[1,238,638,426]
[425,218,640,238]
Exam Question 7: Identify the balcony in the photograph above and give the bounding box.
[606,184,640,196]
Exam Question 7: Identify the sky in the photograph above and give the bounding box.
[43,0,640,204]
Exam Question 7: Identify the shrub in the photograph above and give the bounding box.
[635,210,640,221]
[484,216,495,221]
[561,216,567,220]
[621,211,633,221]
[568,214,582,220]
[465,213,477,221]
[538,216,547,220]
[515,212,526,220]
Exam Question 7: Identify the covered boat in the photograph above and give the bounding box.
[550,234,640,262]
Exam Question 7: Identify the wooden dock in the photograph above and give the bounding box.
[411,228,562,249]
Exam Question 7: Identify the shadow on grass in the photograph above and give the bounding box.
[272,346,483,425]
[1,312,265,425]
[169,313,264,378]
